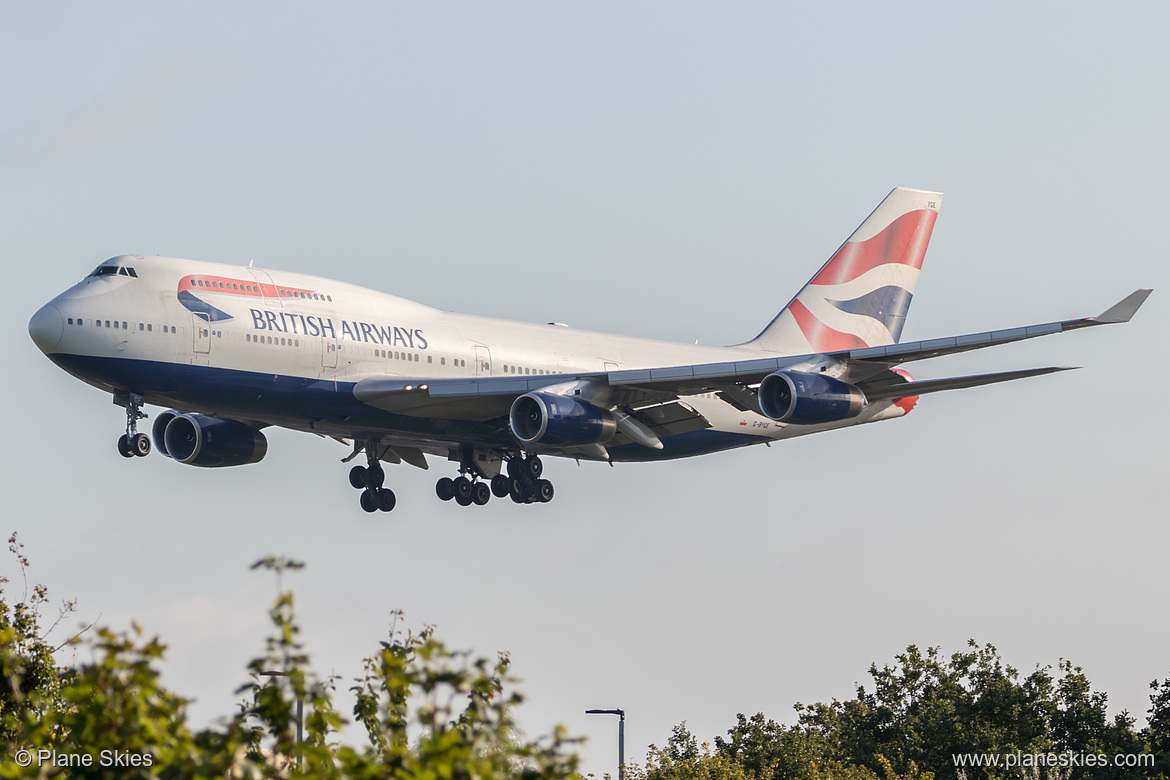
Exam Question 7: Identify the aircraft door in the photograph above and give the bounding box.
[474,345,492,376]
[246,268,282,308]
[193,316,211,354]
[322,337,338,369]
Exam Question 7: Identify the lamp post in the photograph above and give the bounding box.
[586,708,625,780]
[260,670,303,769]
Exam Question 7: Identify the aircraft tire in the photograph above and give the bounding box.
[349,466,367,490]
[524,456,543,480]
[435,477,455,501]
[453,476,473,502]
[132,433,152,457]
[360,489,379,513]
[490,474,511,498]
[117,434,135,458]
[364,463,385,490]
[506,458,522,479]
[535,479,554,503]
[509,479,529,504]
[472,481,491,506]
[378,488,396,512]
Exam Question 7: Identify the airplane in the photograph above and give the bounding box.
[28,187,1151,513]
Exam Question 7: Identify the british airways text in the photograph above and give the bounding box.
[249,309,428,349]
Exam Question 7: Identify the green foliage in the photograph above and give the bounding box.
[787,641,1149,780]
[0,546,581,779]
[2,537,1166,780]
[660,642,1169,780]
[0,533,76,746]
[1145,677,1170,779]
[627,723,752,780]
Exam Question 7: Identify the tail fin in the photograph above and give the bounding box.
[745,187,942,354]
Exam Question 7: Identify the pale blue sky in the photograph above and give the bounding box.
[3,2,1168,774]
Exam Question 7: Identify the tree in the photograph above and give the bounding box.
[0,533,77,747]
[0,547,581,779]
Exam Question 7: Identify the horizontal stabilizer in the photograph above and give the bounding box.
[862,366,1076,401]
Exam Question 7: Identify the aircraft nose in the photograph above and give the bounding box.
[29,303,64,352]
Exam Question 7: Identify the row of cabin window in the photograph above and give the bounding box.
[373,349,420,362]
[66,317,176,334]
[246,333,299,347]
[370,349,466,368]
[190,278,333,302]
[502,364,552,375]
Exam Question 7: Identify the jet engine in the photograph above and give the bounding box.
[509,392,617,446]
[152,410,268,467]
[757,371,866,425]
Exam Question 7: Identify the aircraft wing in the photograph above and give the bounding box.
[352,289,1150,422]
[603,289,1152,392]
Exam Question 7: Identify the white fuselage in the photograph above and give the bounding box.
[32,255,906,462]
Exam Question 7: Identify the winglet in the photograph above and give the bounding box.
[1094,289,1153,324]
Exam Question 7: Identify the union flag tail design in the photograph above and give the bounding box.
[747,187,942,355]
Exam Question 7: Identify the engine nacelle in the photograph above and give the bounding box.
[757,371,866,425]
[152,410,267,467]
[509,392,617,447]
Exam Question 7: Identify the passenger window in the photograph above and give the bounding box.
[427,355,432,363]
[67,318,73,325]
[440,357,445,365]
[122,322,127,329]
[138,323,144,330]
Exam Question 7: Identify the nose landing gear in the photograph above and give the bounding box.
[114,392,150,458]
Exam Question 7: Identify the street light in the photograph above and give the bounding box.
[586,708,625,780]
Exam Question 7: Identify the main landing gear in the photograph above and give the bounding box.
[347,442,396,513]
[435,454,553,508]
[115,392,151,458]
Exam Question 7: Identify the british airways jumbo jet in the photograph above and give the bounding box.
[28,188,1150,513]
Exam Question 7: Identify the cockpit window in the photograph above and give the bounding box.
[89,265,137,278]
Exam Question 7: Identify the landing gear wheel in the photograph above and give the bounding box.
[115,392,149,461]
[132,433,151,457]
[360,489,379,513]
[472,481,491,506]
[349,465,367,490]
[453,476,473,502]
[491,474,511,498]
[534,479,554,503]
[509,479,529,504]
[455,491,473,507]
[523,456,544,480]
[364,463,385,490]
[506,458,522,480]
[436,477,455,501]
[378,488,397,512]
